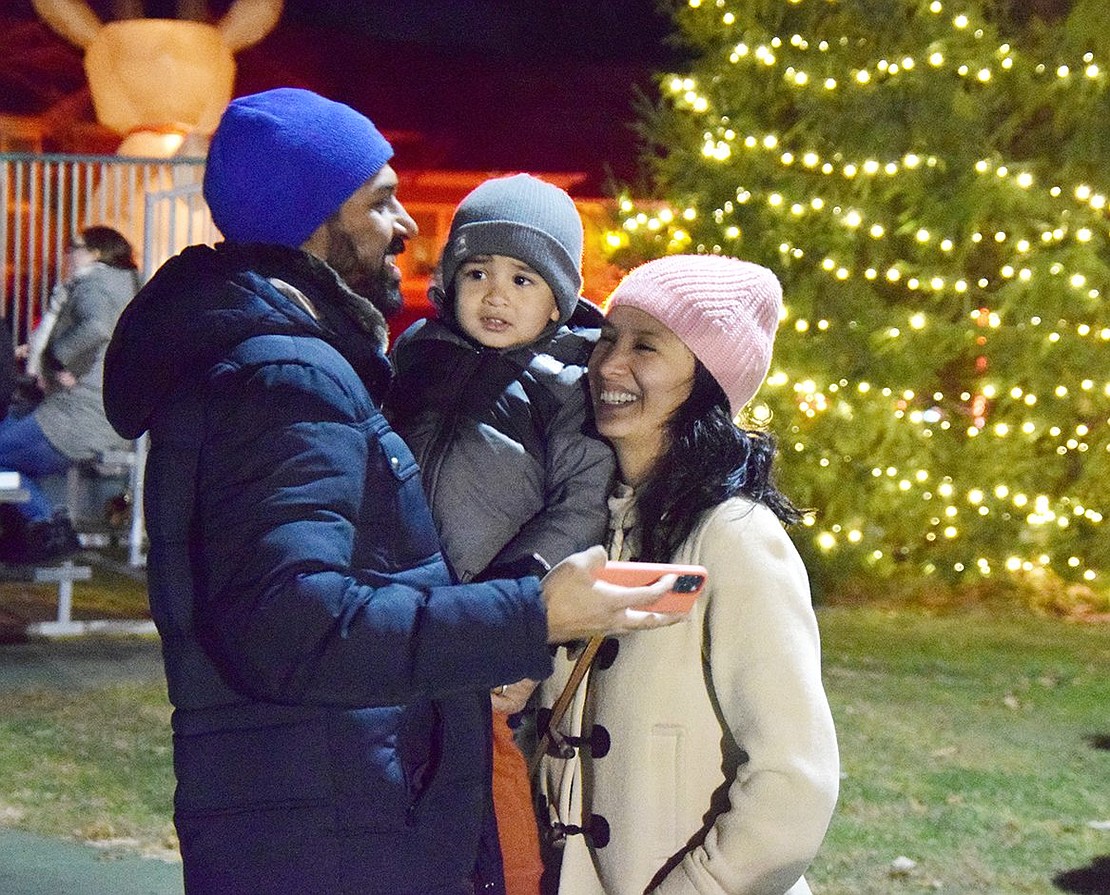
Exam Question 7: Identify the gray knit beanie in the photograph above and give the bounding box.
[438,174,583,324]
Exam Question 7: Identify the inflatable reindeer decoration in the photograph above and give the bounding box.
[33,0,284,157]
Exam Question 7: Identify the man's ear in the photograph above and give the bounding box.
[301,221,330,262]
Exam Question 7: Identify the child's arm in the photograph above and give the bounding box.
[483,386,615,575]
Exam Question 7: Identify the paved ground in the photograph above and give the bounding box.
[0,634,186,894]
[0,827,184,895]
[0,634,165,691]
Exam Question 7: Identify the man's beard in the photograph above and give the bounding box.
[325,225,404,319]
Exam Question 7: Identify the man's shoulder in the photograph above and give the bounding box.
[206,332,379,426]
[216,332,369,400]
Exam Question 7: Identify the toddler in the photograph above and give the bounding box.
[385,173,614,894]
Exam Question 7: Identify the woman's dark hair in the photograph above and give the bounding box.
[81,226,137,270]
[635,362,802,562]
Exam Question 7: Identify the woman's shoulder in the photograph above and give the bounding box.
[684,497,811,600]
[696,494,784,535]
[72,263,137,300]
[686,496,802,564]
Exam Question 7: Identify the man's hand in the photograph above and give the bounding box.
[490,678,538,715]
[541,546,685,644]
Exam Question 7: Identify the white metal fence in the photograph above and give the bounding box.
[1,152,213,341]
[2,152,220,566]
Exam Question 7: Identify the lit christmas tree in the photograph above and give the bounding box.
[607,0,1108,604]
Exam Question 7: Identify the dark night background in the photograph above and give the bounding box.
[0,0,681,192]
[0,0,1079,191]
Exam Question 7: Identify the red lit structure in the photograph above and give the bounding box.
[1,10,655,334]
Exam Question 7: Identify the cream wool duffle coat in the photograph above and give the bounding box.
[540,494,840,895]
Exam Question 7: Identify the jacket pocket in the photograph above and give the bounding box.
[647,724,685,859]
[174,707,436,834]
[326,704,440,832]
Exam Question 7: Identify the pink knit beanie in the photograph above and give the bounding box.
[606,254,783,414]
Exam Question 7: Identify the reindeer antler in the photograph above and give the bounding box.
[31,0,103,49]
[218,0,284,52]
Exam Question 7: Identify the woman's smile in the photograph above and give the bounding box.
[596,388,639,406]
[588,305,696,485]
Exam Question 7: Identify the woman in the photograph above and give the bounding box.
[538,255,839,894]
[0,225,138,563]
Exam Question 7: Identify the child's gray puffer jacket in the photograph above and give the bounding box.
[386,300,615,582]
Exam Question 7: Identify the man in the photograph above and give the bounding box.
[102,88,675,895]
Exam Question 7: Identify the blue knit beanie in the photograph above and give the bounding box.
[203,88,394,248]
[438,174,584,324]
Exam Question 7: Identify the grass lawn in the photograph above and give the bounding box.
[810,606,1109,895]
[0,563,178,859]
[0,580,1106,892]
[0,680,178,860]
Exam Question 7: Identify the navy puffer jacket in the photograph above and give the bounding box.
[103,242,552,894]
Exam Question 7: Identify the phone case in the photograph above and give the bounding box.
[598,561,709,613]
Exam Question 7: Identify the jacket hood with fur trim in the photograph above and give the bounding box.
[104,242,391,440]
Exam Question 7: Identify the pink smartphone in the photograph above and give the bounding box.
[598,561,709,613]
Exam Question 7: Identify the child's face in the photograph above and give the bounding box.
[454,254,560,349]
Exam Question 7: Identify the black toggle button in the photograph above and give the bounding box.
[555,724,610,759]
[548,812,610,849]
[536,716,611,761]
[595,637,619,669]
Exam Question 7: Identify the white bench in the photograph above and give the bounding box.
[0,559,95,636]
[0,472,94,636]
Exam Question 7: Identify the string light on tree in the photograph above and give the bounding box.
[605,0,1109,604]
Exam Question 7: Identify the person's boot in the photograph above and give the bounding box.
[0,504,30,563]
[20,513,81,563]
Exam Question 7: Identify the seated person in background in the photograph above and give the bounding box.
[18,257,72,391]
[0,225,139,562]
[384,174,615,895]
